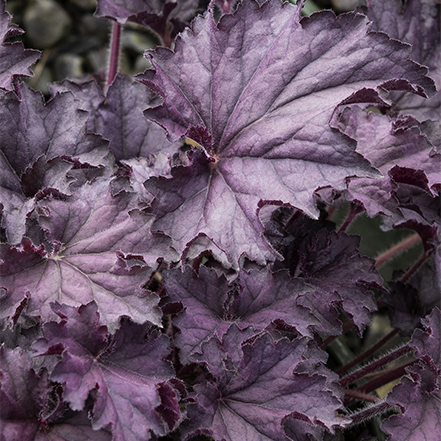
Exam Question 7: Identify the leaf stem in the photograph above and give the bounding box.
[338,202,363,234]
[400,250,431,283]
[355,360,418,394]
[339,344,412,387]
[107,21,121,90]
[336,328,400,375]
[347,401,396,427]
[344,389,380,403]
[374,233,421,268]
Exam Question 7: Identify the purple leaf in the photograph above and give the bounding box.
[96,74,183,161]
[95,0,198,45]
[95,0,198,24]
[411,307,441,369]
[35,303,180,440]
[0,0,40,91]
[364,0,440,121]
[0,346,48,423]
[269,212,382,333]
[0,84,110,244]
[163,265,334,364]
[184,328,347,440]
[0,178,175,332]
[331,105,441,218]
[49,79,106,134]
[382,361,441,441]
[138,0,434,266]
[49,75,183,163]
[381,308,441,440]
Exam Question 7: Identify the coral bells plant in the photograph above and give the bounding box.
[0,0,440,440]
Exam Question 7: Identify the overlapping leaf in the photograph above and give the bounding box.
[33,303,180,440]
[138,0,435,267]
[331,105,441,218]
[163,264,339,364]
[0,0,40,91]
[267,210,382,333]
[0,84,110,244]
[365,0,440,121]
[184,327,347,440]
[382,308,441,441]
[0,345,112,441]
[0,178,176,332]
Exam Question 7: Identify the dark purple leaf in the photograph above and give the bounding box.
[184,328,348,440]
[410,307,441,368]
[382,361,441,441]
[364,0,440,121]
[0,178,175,332]
[383,265,440,335]
[0,346,48,423]
[382,308,441,440]
[138,0,434,266]
[269,214,382,333]
[35,303,180,440]
[0,0,40,91]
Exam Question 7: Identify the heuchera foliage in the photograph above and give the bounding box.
[0,0,440,440]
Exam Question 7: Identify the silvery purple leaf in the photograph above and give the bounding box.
[162,265,331,364]
[331,105,441,218]
[0,84,110,244]
[184,328,347,440]
[96,74,183,161]
[50,75,183,163]
[49,79,106,134]
[138,0,434,266]
[34,303,180,440]
[0,0,40,91]
[96,0,199,22]
[365,0,440,121]
[0,178,175,332]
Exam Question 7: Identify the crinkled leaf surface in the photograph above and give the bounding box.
[96,74,182,161]
[185,328,347,440]
[48,79,106,134]
[162,265,338,364]
[138,0,434,266]
[49,75,183,163]
[411,306,441,368]
[382,308,441,441]
[0,346,47,426]
[0,178,174,332]
[365,0,440,121]
[269,213,381,333]
[0,84,110,244]
[0,0,40,90]
[331,105,441,218]
[34,303,179,440]
[382,361,441,441]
